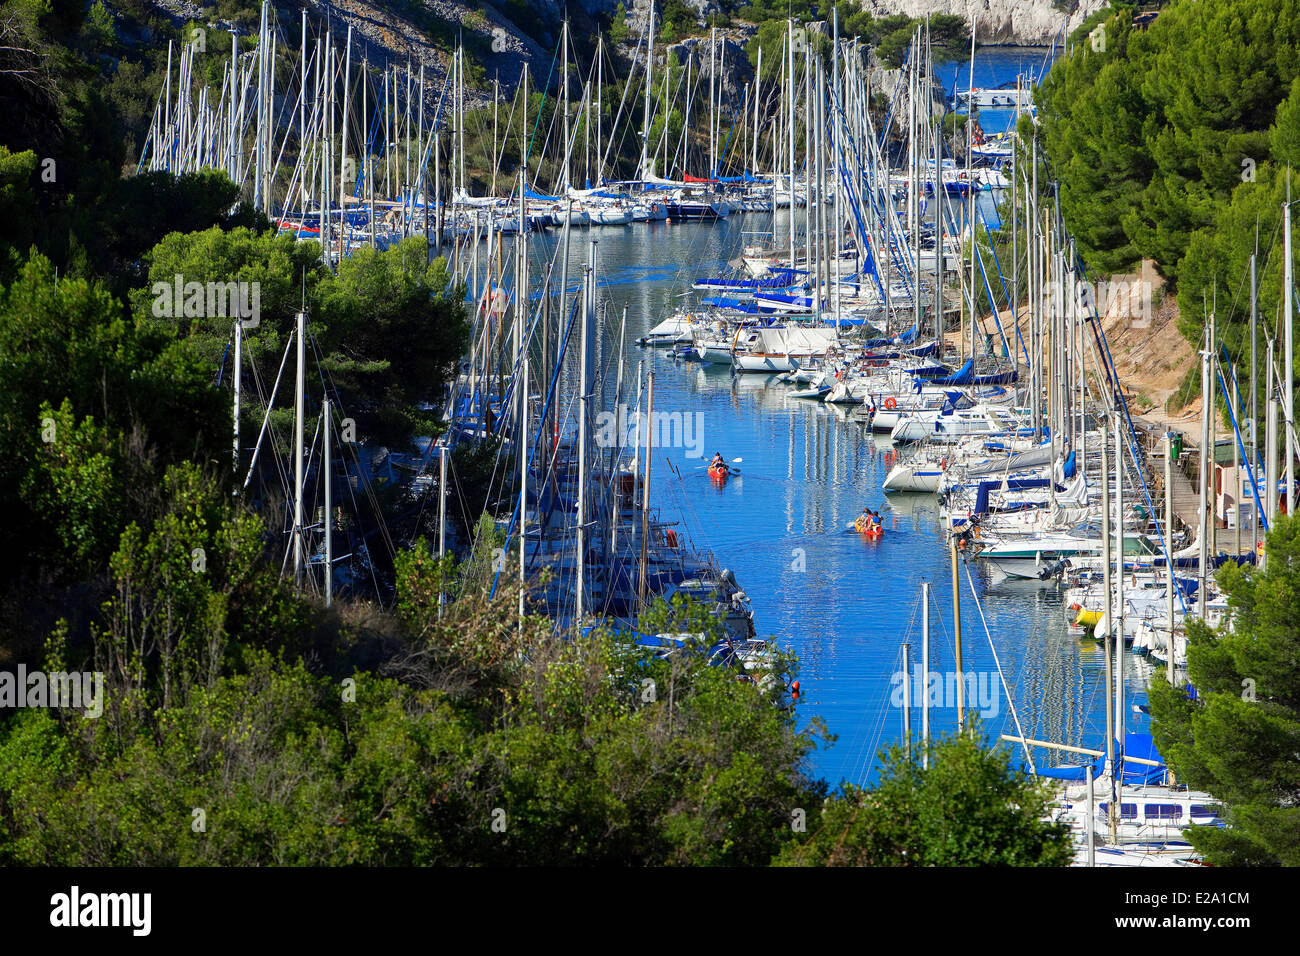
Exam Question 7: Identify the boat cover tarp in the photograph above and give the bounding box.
[965,444,1054,477]
[754,327,840,354]
[523,184,562,202]
[863,323,919,348]
[929,358,975,385]
[972,368,1019,386]
[694,274,795,291]
[925,358,1019,387]
[1035,733,1168,783]
[972,477,1055,516]
[702,296,766,313]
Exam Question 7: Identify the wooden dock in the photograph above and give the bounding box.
[1164,461,1202,532]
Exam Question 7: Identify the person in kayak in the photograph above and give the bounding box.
[855,508,878,533]
[709,453,729,477]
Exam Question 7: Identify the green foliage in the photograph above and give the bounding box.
[1039,0,1300,287]
[134,228,467,448]
[0,251,226,585]
[0,577,825,865]
[1272,78,1300,169]
[744,12,966,77]
[23,400,123,571]
[0,146,39,278]
[316,238,469,443]
[661,0,697,41]
[648,107,684,163]
[1149,513,1300,865]
[610,3,630,45]
[82,0,115,50]
[776,727,1073,866]
[941,112,968,136]
[1036,7,1148,273]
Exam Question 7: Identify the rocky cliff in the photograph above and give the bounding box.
[855,0,1108,45]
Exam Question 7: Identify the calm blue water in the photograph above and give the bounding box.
[472,47,1142,790]
[938,46,1058,135]
[501,210,1154,792]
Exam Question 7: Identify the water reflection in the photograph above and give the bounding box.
[465,210,1151,789]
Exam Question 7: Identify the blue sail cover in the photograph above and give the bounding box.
[1062,450,1076,479]
[702,296,764,313]
[971,368,1019,386]
[695,274,797,290]
[971,477,1053,516]
[929,358,975,385]
[864,323,918,348]
[924,358,1019,387]
[1035,733,1169,783]
[523,184,561,201]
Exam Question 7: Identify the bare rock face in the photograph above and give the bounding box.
[665,31,756,99]
[854,0,1108,45]
[683,0,723,17]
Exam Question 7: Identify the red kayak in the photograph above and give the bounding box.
[708,463,730,481]
[852,517,884,537]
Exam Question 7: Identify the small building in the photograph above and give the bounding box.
[1214,463,1257,532]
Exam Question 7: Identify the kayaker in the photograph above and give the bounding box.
[855,508,879,533]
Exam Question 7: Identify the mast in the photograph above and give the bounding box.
[965,17,977,363]
[519,355,528,621]
[1234,365,1242,556]
[1198,327,1211,618]
[1285,170,1294,516]
[232,320,241,477]
[909,39,920,336]
[803,51,811,284]
[642,1,655,178]
[630,360,644,563]
[292,309,306,585]
[787,21,795,268]
[921,580,930,768]
[950,536,964,731]
[596,36,604,184]
[557,199,572,446]
[298,16,306,206]
[339,25,352,238]
[934,73,945,341]
[1165,432,1176,685]
[901,642,912,759]
[1251,240,1258,477]
[709,27,716,178]
[1114,411,1126,775]
[1267,339,1279,536]
[562,19,570,192]
[831,39,841,332]
[1101,401,1116,840]
[639,372,654,609]
[576,254,591,624]
[816,65,828,322]
[753,47,762,177]
[611,309,627,555]
[323,396,332,607]
[1011,75,1020,373]
[438,445,447,619]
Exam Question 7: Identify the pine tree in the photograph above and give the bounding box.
[1149,514,1300,865]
